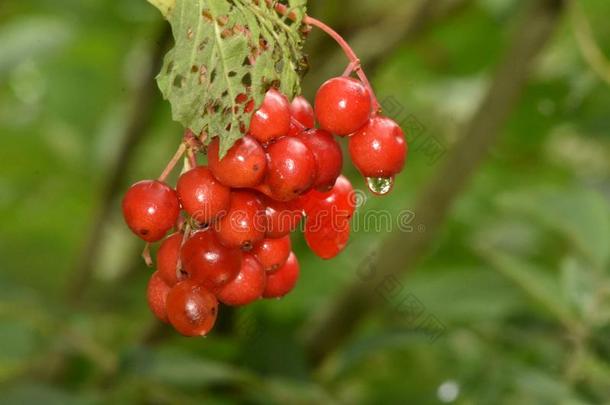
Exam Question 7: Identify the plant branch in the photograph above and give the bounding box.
[301,0,566,366]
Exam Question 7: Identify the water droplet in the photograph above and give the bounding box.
[366,176,394,196]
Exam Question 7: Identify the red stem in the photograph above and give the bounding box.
[187,149,198,168]
[274,3,381,112]
[175,224,191,281]
[158,142,187,182]
[158,130,204,182]
[342,60,360,77]
[291,116,306,131]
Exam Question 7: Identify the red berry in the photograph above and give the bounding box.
[299,175,356,219]
[156,232,184,286]
[287,120,303,137]
[305,214,351,260]
[263,252,300,298]
[249,88,290,143]
[217,254,266,306]
[166,280,218,337]
[208,136,267,188]
[297,129,343,191]
[215,191,265,250]
[252,235,292,273]
[290,96,315,128]
[266,137,316,201]
[348,116,407,177]
[181,230,242,291]
[315,77,371,136]
[253,182,274,200]
[122,180,180,242]
[177,166,231,225]
[147,271,171,323]
[262,197,303,239]
[300,175,355,259]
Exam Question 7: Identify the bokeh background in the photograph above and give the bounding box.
[1,0,610,403]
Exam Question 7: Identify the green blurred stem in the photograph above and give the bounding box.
[570,0,610,87]
[302,0,567,366]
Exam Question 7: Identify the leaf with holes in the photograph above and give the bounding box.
[157,0,307,156]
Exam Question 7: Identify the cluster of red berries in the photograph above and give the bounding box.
[122,76,407,337]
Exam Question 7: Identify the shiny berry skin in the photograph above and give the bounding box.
[147,271,171,323]
[290,96,315,128]
[249,88,291,143]
[217,254,266,306]
[263,252,300,298]
[156,232,184,286]
[262,197,303,239]
[176,166,231,225]
[215,191,265,250]
[287,120,304,138]
[253,182,274,200]
[305,214,351,260]
[315,77,372,136]
[252,235,292,273]
[348,116,407,177]
[122,180,180,242]
[265,137,316,201]
[297,129,343,191]
[208,135,267,188]
[181,230,242,291]
[299,175,356,220]
[300,175,355,259]
[166,280,218,337]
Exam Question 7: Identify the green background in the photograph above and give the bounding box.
[1,0,610,403]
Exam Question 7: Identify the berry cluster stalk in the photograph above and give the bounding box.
[274,3,382,113]
[158,130,205,182]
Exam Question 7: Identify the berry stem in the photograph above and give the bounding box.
[158,130,204,182]
[176,223,191,281]
[158,142,187,182]
[187,148,198,169]
[291,116,306,131]
[274,3,381,112]
[342,60,360,77]
[142,243,153,268]
[176,213,185,231]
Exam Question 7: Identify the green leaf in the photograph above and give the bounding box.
[157,0,306,155]
[560,256,595,320]
[260,378,337,404]
[496,187,610,269]
[511,370,588,405]
[479,249,582,332]
[0,321,37,381]
[135,348,253,388]
[147,0,176,18]
[1,382,98,405]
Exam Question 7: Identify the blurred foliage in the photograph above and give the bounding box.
[1,0,610,403]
